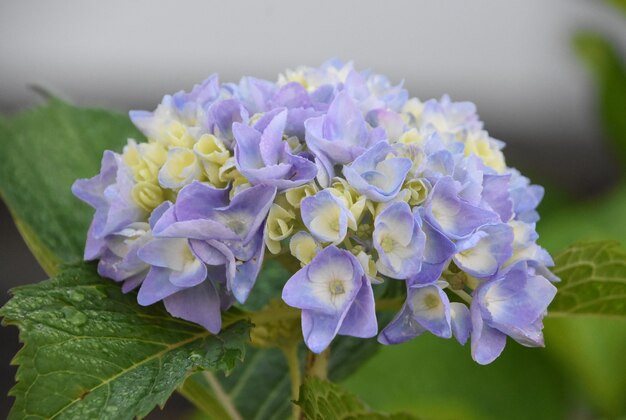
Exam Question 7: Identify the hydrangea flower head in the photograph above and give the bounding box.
[73,60,558,363]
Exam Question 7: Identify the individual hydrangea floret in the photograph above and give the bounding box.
[282,246,377,353]
[72,59,558,363]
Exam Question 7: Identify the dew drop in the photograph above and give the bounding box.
[68,290,85,302]
[61,307,88,326]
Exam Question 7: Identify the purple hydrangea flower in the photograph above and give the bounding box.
[453,223,514,278]
[343,141,412,202]
[300,190,355,245]
[423,176,499,239]
[282,246,377,353]
[130,74,223,138]
[470,261,557,364]
[73,61,558,363]
[233,109,317,190]
[72,151,147,257]
[378,280,451,344]
[373,202,425,279]
[305,91,386,182]
[153,182,276,303]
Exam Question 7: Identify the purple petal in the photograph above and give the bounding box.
[337,276,377,338]
[378,303,426,345]
[164,280,222,333]
[137,267,183,306]
[450,302,471,345]
[470,301,507,365]
[301,310,342,354]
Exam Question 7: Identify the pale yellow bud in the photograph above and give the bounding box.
[401,98,424,125]
[265,204,296,254]
[131,182,164,212]
[464,131,506,173]
[404,178,429,206]
[194,134,230,165]
[285,183,318,209]
[289,231,319,265]
[355,251,381,284]
[123,140,167,183]
[163,121,196,149]
[159,148,202,189]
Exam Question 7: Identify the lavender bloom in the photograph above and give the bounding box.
[378,280,451,344]
[423,176,499,239]
[407,214,457,286]
[373,202,425,279]
[453,223,514,278]
[282,246,377,353]
[96,222,151,293]
[206,99,250,148]
[305,91,386,181]
[269,82,326,138]
[232,77,277,114]
[420,95,482,135]
[470,261,557,364]
[343,142,412,202]
[130,74,223,139]
[481,173,513,222]
[72,151,147,256]
[508,170,545,223]
[301,190,355,244]
[233,109,317,190]
[134,201,225,333]
[74,61,558,362]
[153,182,276,303]
[450,302,471,345]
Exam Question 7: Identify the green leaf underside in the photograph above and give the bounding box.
[0,99,140,274]
[0,264,250,420]
[551,241,626,317]
[297,377,416,420]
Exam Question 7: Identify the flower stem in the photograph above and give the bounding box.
[281,344,302,420]
[450,288,473,304]
[305,347,330,380]
[204,371,243,420]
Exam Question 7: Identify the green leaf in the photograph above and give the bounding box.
[573,32,626,169]
[296,377,416,420]
[0,263,250,420]
[0,99,138,274]
[550,240,626,317]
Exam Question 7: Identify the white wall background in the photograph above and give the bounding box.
[1,0,625,189]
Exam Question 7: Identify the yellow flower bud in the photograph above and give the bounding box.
[289,231,319,265]
[265,204,296,254]
[464,131,505,173]
[163,121,196,149]
[159,148,202,189]
[218,157,240,183]
[404,178,429,206]
[285,183,318,209]
[355,250,381,284]
[401,98,424,125]
[123,140,168,183]
[194,134,230,165]
[131,181,164,212]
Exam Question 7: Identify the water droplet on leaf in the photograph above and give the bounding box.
[61,307,88,326]
[68,290,85,302]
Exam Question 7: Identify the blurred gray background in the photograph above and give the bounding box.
[1,0,625,418]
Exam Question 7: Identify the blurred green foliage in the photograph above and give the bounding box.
[341,7,626,419]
